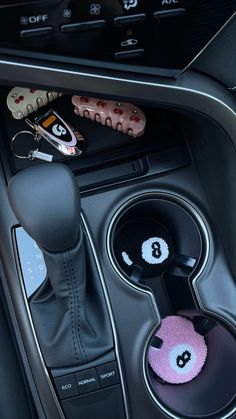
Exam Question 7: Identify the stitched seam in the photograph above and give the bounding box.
[68,250,87,364]
[63,253,80,363]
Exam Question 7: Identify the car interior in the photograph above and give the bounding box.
[0,1,235,419]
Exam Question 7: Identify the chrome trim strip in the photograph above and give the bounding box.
[107,191,236,419]
[176,11,236,78]
[81,213,130,419]
[0,59,235,145]
[0,59,235,114]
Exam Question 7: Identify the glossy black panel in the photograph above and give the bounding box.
[0,0,235,74]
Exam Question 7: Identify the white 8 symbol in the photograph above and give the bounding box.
[90,3,102,15]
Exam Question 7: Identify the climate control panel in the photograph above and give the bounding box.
[0,0,235,73]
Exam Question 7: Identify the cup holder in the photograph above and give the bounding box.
[147,314,236,418]
[108,193,236,418]
[108,193,207,315]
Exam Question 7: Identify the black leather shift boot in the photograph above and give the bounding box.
[30,228,113,368]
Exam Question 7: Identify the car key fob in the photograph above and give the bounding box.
[7,87,63,119]
[26,109,85,157]
[72,96,146,138]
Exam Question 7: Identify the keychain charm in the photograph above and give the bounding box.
[28,150,53,162]
[11,131,53,162]
[25,109,85,157]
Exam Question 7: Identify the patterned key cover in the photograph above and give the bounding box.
[7,87,63,119]
[72,96,146,138]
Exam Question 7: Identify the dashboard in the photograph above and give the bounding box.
[0,0,235,76]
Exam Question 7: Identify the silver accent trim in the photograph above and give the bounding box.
[0,60,236,132]
[177,11,236,78]
[81,213,130,419]
[0,59,235,112]
[107,191,236,419]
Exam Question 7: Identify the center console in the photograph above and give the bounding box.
[0,84,235,419]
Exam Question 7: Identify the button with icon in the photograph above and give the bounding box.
[122,0,139,12]
[114,30,144,61]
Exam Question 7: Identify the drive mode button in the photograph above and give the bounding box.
[54,374,78,399]
[96,362,120,388]
[75,368,100,394]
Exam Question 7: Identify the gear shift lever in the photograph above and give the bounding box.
[8,164,113,369]
[8,164,81,252]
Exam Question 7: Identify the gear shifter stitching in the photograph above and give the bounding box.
[68,249,87,364]
[63,253,80,364]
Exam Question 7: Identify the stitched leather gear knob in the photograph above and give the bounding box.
[8,163,81,252]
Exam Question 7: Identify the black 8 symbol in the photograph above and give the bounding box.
[176,350,191,368]
[152,241,162,259]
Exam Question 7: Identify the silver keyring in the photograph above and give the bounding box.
[11,130,40,159]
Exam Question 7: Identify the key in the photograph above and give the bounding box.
[26,109,85,157]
